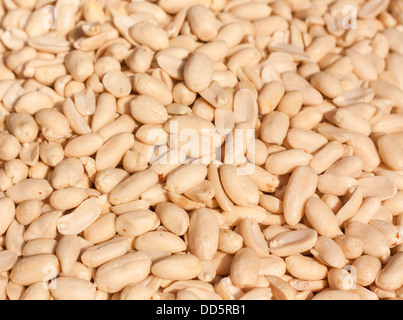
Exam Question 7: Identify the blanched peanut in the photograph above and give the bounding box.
[188,208,219,261]
[151,253,202,281]
[230,248,260,289]
[183,53,214,93]
[10,254,60,286]
[65,50,94,82]
[116,210,159,237]
[50,158,84,190]
[0,132,21,161]
[50,277,96,300]
[94,252,151,293]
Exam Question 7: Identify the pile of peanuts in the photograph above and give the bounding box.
[1,0,403,301]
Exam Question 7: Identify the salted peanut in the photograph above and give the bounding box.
[49,188,87,211]
[56,235,81,274]
[239,218,269,257]
[219,164,259,207]
[20,282,50,300]
[352,255,382,287]
[113,199,150,215]
[305,197,343,238]
[10,254,60,286]
[95,133,135,172]
[312,290,361,300]
[57,197,101,236]
[109,170,158,205]
[0,250,18,272]
[95,252,151,293]
[6,113,38,144]
[370,219,402,248]
[116,210,158,237]
[377,134,403,171]
[269,229,318,257]
[357,176,397,200]
[0,132,20,161]
[130,95,168,125]
[281,71,323,105]
[345,221,390,261]
[333,235,364,260]
[265,149,312,175]
[311,236,347,269]
[81,237,129,268]
[22,239,57,257]
[230,248,260,289]
[50,277,96,300]
[65,50,94,82]
[39,141,64,167]
[6,179,52,204]
[64,134,104,158]
[152,253,202,281]
[257,81,285,115]
[133,73,173,105]
[310,71,343,98]
[318,174,357,196]
[285,255,328,281]
[187,4,217,41]
[50,158,84,190]
[283,166,318,226]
